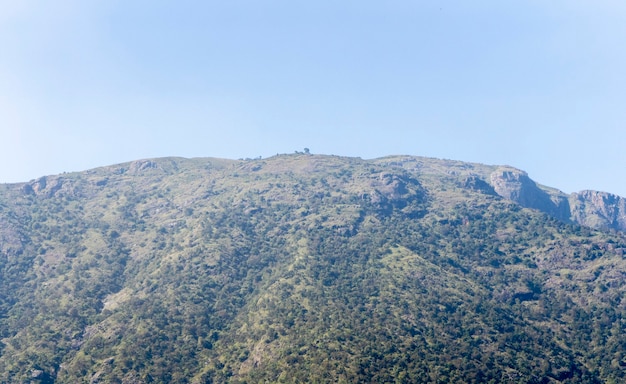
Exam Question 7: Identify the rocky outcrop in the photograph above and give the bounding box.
[461,175,498,196]
[490,168,570,222]
[22,176,75,198]
[128,159,159,174]
[487,168,626,233]
[363,172,426,217]
[569,190,626,232]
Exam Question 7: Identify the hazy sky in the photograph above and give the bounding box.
[2,1,625,196]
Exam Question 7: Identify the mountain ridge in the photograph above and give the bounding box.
[7,154,626,234]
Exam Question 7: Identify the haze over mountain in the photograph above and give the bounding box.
[1,154,626,383]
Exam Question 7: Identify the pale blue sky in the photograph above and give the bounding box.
[1,1,625,196]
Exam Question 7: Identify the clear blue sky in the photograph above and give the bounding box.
[2,1,625,196]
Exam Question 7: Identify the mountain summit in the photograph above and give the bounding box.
[1,154,626,383]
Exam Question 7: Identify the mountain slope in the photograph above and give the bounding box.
[1,154,626,383]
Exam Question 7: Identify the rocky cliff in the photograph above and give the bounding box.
[569,190,626,232]
[375,155,626,233]
[489,167,571,222]
[488,168,626,232]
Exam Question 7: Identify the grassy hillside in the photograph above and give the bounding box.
[1,154,626,383]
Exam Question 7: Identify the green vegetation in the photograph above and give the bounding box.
[1,154,626,383]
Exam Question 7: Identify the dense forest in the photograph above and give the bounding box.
[1,154,626,383]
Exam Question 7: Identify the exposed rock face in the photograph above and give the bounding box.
[372,156,626,233]
[488,168,626,233]
[22,176,74,198]
[128,159,159,174]
[461,175,498,196]
[360,172,425,218]
[570,190,626,232]
[489,168,570,222]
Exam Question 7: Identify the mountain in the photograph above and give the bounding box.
[1,154,626,383]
